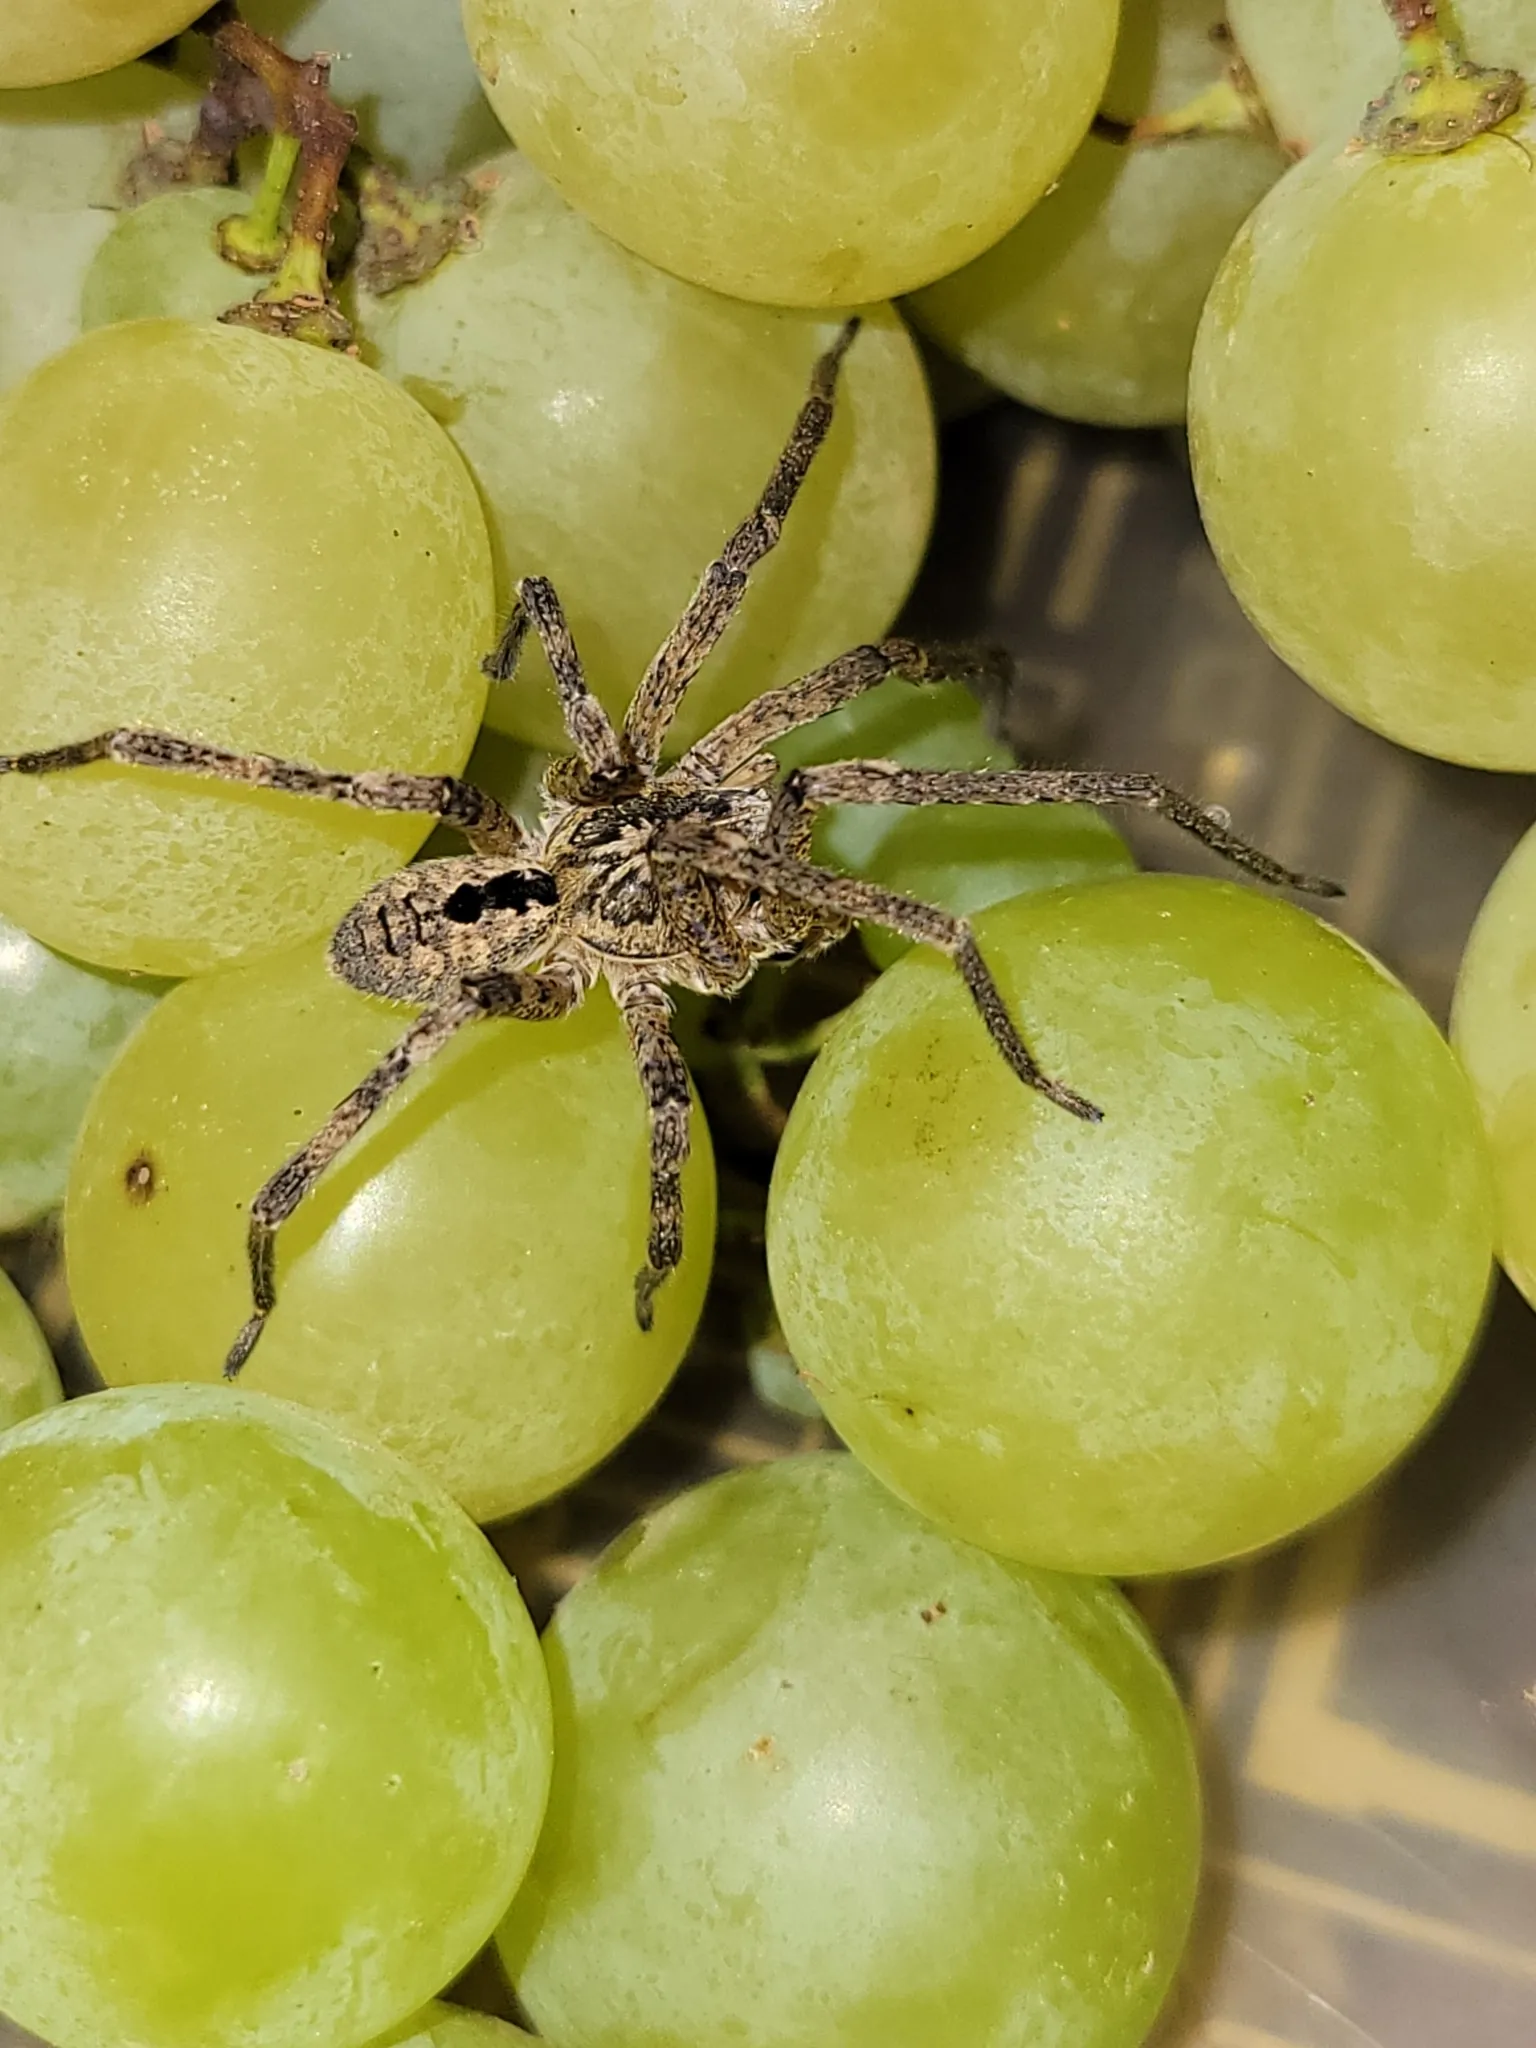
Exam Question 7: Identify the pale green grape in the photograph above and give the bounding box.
[0,197,111,392]
[1229,0,1536,155]
[0,319,493,975]
[363,155,935,756]
[65,935,716,1525]
[0,3,209,90]
[1189,108,1536,770]
[0,61,202,208]
[910,0,1286,428]
[463,0,1119,308]
[0,909,161,1231]
[1451,821,1536,1313]
[246,0,504,179]
[376,2003,532,2047]
[860,804,1136,970]
[0,1382,551,2048]
[80,187,253,328]
[768,876,1494,1578]
[0,1266,61,1431]
[500,1454,1200,2048]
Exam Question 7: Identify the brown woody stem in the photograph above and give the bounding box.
[1384,0,1439,35]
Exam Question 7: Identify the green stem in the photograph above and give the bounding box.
[219,129,300,271]
[1362,0,1524,153]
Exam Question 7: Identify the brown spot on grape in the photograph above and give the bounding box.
[124,1153,158,1205]
[920,1601,948,1625]
[748,1736,775,1762]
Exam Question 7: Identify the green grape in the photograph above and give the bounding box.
[0,2,210,91]
[1188,105,1536,770]
[363,155,935,756]
[462,0,1120,308]
[500,1454,1201,2048]
[376,2003,532,2047]
[80,187,253,329]
[0,61,202,208]
[0,1382,551,2048]
[860,804,1137,970]
[1229,0,1536,155]
[768,876,1494,1578]
[246,0,504,179]
[1451,820,1536,1312]
[0,1265,61,1431]
[0,318,493,975]
[65,935,716,1525]
[909,0,1286,429]
[0,196,111,392]
[0,909,161,1231]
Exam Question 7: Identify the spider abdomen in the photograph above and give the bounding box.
[328,855,563,1004]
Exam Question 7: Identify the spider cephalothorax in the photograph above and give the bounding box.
[0,318,1337,1374]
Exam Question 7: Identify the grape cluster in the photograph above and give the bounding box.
[0,3,1527,2048]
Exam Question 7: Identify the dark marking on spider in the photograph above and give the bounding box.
[0,318,1342,1377]
[124,1153,158,1205]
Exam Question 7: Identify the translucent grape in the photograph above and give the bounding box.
[0,62,202,209]
[1451,820,1536,1313]
[0,1382,551,2048]
[364,155,935,756]
[909,0,1285,428]
[768,876,1494,1577]
[66,936,716,1525]
[0,318,493,975]
[0,3,210,91]
[0,1265,61,1431]
[80,187,253,329]
[246,0,504,179]
[500,1454,1200,2048]
[377,2004,531,2047]
[860,804,1136,970]
[0,197,110,393]
[1189,108,1536,770]
[0,909,161,1231]
[1229,0,1536,155]
[462,0,1120,308]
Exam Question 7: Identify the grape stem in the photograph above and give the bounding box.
[212,19,358,347]
[1363,0,1524,153]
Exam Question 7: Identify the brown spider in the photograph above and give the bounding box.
[0,319,1337,1377]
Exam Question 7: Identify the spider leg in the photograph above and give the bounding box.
[654,830,1100,1122]
[0,728,526,854]
[484,577,628,781]
[224,958,589,1378]
[613,975,693,1332]
[676,639,1011,784]
[764,761,1343,896]
[621,318,861,774]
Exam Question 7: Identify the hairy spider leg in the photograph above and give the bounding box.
[614,976,693,1331]
[224,958,590,1378]
[483,574,629,781]
[620,317,863,774]
[0,727,527,852]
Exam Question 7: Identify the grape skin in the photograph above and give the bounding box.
[0,1383,552,2048]
[80,187,253,330]
[65,937,716,1525]
[365,155,936,756]
[462,0,1120,308]
[909,0,1286,428]
[0,1264,61,1430]
[500,1454,1201,2048]
[0,62,202,209]
[0,196,111,395]
[1189,113,1536,770]
[768,876,1495,1577]
[0,319,494,974]
[0,1,210,90]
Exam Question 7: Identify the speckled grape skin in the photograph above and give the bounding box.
[0,1265,60,1430]
[910,0,1285,428]
[377,2001,532,2046]
[0,0,208,89]
[1451,820,1536,1313]
[0,320,493,974]
[365,156,935,755]
[80,188,252,330]
[499,1454,1200,2048]
[0,1383,551,2048]
[1189,117,1536,770]
[65,937,715,1524]
[462,0,1119,307]
[768,877,1495,1577]
[1229,0,1536,154]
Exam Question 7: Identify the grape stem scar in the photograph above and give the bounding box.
[0,321,1340,1376]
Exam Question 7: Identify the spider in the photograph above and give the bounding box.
[0,318,1337,1378]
